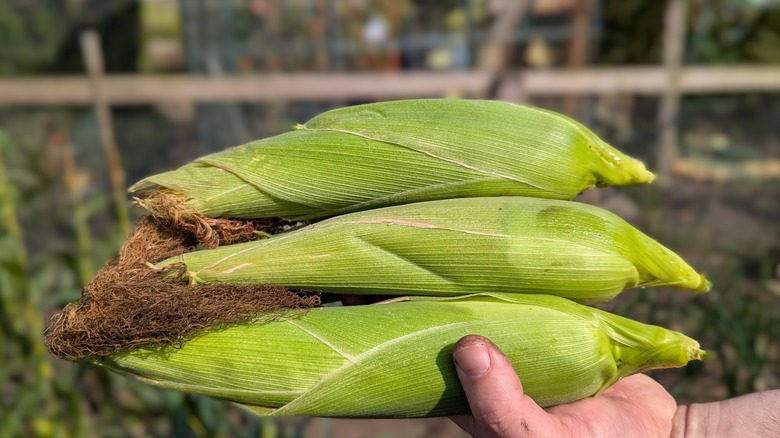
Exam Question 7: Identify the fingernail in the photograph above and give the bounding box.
[454,342,491,377]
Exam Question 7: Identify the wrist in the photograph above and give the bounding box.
[671,390,780,437]
[670,402,720,438]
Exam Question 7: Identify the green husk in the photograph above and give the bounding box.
[158,197,709,303]
[93,293,705,418]
[131,99,654,222]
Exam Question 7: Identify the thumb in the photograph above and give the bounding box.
[450,335,562,438]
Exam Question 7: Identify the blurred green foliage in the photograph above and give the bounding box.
[0,2,64,75]
[600,0,780,65]
[0,117,320,436]
[0,0,139,76]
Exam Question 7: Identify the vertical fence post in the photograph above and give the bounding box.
[657,0,689,178]
[476,0,531,72]
[562,0,595,118]
[80,30,131,236]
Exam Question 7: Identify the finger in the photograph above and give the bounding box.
[450,335,561,438]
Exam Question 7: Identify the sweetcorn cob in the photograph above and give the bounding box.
[94,293,705,417]
[44,99,710,421]
[131,99,654,222]
[158,197,709,303]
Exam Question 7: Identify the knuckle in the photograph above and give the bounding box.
[474,404,517,436]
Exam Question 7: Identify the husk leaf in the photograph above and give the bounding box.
[132,99,654,222]
[158,197,709,303]
[93,293,704,418]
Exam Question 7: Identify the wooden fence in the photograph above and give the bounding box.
[1,0,778,179]
[1,66,779,106]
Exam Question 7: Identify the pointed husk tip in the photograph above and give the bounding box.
[593,139,656,187]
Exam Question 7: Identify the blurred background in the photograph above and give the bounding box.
[1,0,779,436]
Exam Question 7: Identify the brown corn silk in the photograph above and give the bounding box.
[134,189,297,248]
[44,217,320,361]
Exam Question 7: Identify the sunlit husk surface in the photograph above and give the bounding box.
[159,197,709,303]
[131,99,654,220]
[94,294,704,418]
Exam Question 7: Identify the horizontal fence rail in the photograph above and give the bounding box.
[2,66,780,106]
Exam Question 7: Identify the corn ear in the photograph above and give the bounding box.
[131,99,654,221]
[93,293,705,417]
[302,99,654,192]
[159,197,709,303]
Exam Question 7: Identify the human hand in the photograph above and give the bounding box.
[449,335,677,438]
